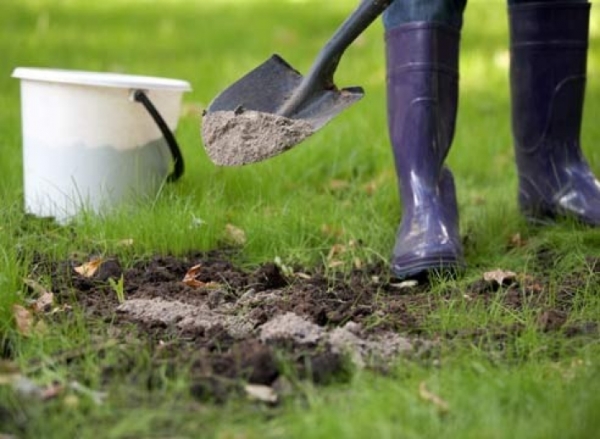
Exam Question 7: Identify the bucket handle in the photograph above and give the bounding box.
[132,89,184,183]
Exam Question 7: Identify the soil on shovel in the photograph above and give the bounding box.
[201,110,314,166]
[22,249,599,403]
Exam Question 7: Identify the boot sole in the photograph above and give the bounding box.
[391,254,465,282]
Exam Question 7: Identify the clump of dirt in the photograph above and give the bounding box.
[201,110,314,166]
[24,250,599,403]
[116,298,257,339]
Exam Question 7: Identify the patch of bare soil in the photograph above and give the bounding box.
[22,249,599,403]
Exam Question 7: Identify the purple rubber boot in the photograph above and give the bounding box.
[386,23,465,280]
[510,2,600,225]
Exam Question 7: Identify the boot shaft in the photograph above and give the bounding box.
[508,2,600,224]
[509,2,590,153]
[385,23,460,194]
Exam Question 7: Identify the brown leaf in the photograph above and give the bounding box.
[509,232,526,248]
[23,278,55,313]
[483,269,517,287]
[74,258,104,278]
[32,291,54,313]
[419,381,449,414]
[327,260,345,269]
[362,180,379,196]
[327,244,347,261]
[328,179,350,191]
[518,273,544,293]
[225,224,247,245]
[13,305,33,336]
[182,264,206,288]
[182,264,221,289]
[49,304,73,315]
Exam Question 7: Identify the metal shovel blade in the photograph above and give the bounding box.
[202,0,391,166]
[206,54,364,130]
[201,55,363,166]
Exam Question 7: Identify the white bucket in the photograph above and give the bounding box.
[12,67,192,223]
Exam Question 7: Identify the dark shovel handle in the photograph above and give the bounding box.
[133,89,184,183]
[278,0,392,117]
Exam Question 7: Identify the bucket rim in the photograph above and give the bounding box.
[12,67,192,92]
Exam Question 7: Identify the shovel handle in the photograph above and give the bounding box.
[133,89,185,183]
[278,0,392,118]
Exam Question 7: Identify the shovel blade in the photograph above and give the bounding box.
[206,54,363,129]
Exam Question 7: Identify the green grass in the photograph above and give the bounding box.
[1,0,600,437]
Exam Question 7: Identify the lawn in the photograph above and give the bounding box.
[1,0,600,437]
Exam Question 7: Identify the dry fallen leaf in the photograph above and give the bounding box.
[419,381,449,414]
[32,291,54,314]
[182,264,206,288]
[74,258,105,278]
[182,264,221,289]
[13,304,33,336]
[362,179,379,196]
[509,232,526,248]
[327,260,345,269]
[517,273,544,293]
[225,224,247,246]
[23,278,55,313]
[327,243,347,261]
[483,269,517,286]
[244,384,278,404]
[49,304,73,315]
[390,280,419,290]
[328,179,350,191]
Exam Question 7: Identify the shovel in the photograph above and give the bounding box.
[202,0,392,166]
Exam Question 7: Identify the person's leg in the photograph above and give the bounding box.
[383,0,467,280]
[383,0,466,28]
[509,1,600,225]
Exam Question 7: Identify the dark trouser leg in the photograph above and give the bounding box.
[384,0,467,29]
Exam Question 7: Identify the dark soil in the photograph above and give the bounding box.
[19,249,599,403]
